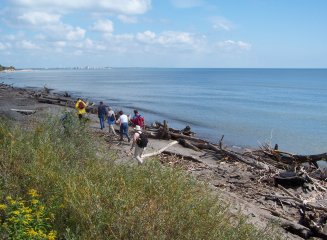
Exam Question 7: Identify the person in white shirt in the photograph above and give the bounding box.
[116,110,130,142]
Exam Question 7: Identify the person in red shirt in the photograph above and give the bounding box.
[130,109,144,129]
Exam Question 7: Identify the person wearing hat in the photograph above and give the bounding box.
[130,125,147,164]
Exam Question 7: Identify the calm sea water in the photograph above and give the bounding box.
[1,68,327,155]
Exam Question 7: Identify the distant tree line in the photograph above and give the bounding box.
[0,64,15,71]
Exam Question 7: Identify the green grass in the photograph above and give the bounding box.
[0,114,282,240]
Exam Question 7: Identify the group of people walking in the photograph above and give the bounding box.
[75,99,147,164]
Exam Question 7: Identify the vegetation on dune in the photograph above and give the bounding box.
[0,64,15,71]
[0,114,281,239]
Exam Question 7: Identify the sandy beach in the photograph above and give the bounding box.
[1,83,326,239]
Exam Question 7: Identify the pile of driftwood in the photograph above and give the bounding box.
[28,86,99,113]
[144,121,327,239]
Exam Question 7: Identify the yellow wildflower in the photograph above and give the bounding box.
[12,210,20,215]
[28,189,39,197]
[0,204,7,210]
[48,230,57,240]
[27,228,38,237]
[31,199,39,205]
[38,229,47,238]
[24,214,32,221]
[22,206,32,213]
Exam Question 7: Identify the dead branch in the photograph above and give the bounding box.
[178,139,201,151]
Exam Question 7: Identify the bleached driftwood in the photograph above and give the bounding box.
[142,141,178,159]
[277,185,327,212]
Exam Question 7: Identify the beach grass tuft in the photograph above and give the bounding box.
[0,115,282,239]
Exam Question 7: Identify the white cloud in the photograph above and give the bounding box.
[74,49,83,55]
[12,0,152,15]
[157,31,195,45]
[108,33,135,42]
[99,0,151,15]
[18,11,61,25]
[12,0,89,9]
[170,0,204,8]
[52,41,66,52]
[0,42,11,50]
[53,41,66,48]
[35,33,46,40]
[134,30,207,54]
[136,31,156,43]
[45,24,86,41]
[136,30,201,48]
[4,35,17,41]
[92,19,114,33]
[75,38,93,49]
[66,27,86,41]
[211,17,233,31]
[118,14,137,24]
[18,40,39,49]
[216,40,251,51]
[101,31,205,55]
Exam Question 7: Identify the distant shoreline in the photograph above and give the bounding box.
[2,67,327,71]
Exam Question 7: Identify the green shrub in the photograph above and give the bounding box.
[0,116,282,240]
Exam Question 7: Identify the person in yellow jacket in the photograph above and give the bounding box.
[75,98,87,120]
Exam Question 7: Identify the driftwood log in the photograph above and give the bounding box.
[161,150,203,163]
[142,141,178,159]
[10,109,36,115]
[261,147,326,167]
[178,139,200,151]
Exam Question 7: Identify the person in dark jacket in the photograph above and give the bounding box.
[98,101,108,130]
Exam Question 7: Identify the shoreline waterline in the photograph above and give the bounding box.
[1,82,326,169]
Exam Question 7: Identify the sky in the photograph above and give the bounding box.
[0,0,327,68]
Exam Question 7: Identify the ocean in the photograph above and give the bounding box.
[1,68,327,156]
